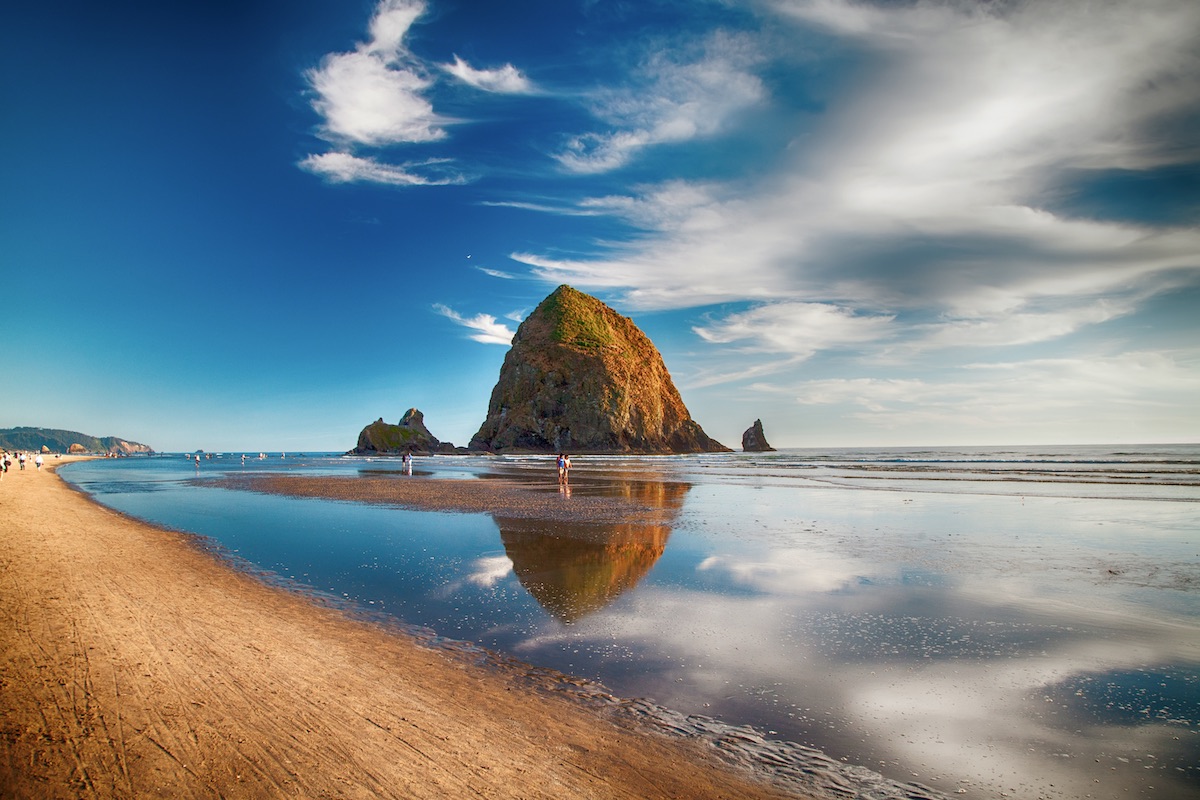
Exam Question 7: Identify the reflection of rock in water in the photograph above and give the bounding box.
[497,479,688,623]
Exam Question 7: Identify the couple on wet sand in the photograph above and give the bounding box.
[556,453,572,485]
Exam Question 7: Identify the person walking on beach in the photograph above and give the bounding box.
[563,453,572,484]
[402,451,412,475]
[556,453,566,484]
[19,452,26,471]
[34,453,43,471]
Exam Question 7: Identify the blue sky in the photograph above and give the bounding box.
[2,0,1198,452]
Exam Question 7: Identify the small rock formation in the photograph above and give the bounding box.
[353,408,457,455]
[68,443,87,454]
[741,419,777,452]
[470,285,729,454]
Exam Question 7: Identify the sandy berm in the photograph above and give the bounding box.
[1,459,807,799]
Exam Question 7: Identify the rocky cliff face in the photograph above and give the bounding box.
[741,419,777,452]
[353,408,455,454]
[469,285,728,454]
[106,439,153,455]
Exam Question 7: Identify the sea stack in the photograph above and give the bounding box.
[741,419,777,452]
[469,285,729,454]
[353,408,455,454]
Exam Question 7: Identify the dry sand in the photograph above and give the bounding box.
[0,459,806,799]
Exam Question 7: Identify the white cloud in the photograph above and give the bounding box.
[520,0,1200,330]
[364,0,425,60]
[481,199,608,216]
[680,356,809,391]
[299,152,465,186]
[476,266,518,280]
[554,32,765,173]
[903,299,1134,351]
[306,0,443,147]
[693,302,895,355]
[441,55,535,94]
[308,51,442,146]
[777,351,1200,439]
[784,0,1200,167]
[433,303,516,345]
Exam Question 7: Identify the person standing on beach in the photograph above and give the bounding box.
[563,453,571,484]
[402,451,412,475]
[556,453,565,484]
[19,452,26,470]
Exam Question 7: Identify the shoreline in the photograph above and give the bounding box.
[1,459,809,799]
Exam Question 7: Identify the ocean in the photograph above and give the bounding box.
[62,444,1200,800]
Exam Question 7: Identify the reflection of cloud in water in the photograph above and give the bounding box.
[512,562,1200,800]
[467,555,513,588]
[697,549,889,594]
[846,643,1200,798]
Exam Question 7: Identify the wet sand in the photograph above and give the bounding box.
[212,472,682,525]
[0,460,806,799]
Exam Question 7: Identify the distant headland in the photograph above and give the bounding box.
[0,426,153,455]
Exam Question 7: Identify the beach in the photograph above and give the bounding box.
[0,460,806,800]
[13,448,1199,800]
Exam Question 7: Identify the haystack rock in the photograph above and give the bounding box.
[469,285,729,454]
[353,408,456,455]
[741,419,777,452]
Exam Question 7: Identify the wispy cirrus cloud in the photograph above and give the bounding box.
[475,266,519,280]
[554,32,765,174]
[516,0,1200,377]
[902,299,1136,352]
[299,152,466,186]
[760,349,1200,441]
[693,302,895,355]
[433,303,515,345]
[441,55,535,94]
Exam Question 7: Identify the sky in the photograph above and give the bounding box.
[2,0,1198,452]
